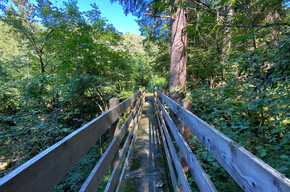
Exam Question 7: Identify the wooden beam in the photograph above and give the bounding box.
[115,104,142,192]
[180,99,191,176]
[109,97,120,173]
[0,92,141,192]
[155,90,290,192]
[115,90,145,192]
[105,98,143,192]
[156,96,216,192]
[154,98,179,192]
[156,105,191,191]
[79,97,142,192]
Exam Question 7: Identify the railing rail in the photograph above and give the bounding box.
[80,91,144,192]
[0,88,145,192]
[154,95,217,192]
[154,89,290,192]
[2,87,288,192]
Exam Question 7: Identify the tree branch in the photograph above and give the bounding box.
[224,22,290,28]
[41,29,54,51]
[188,0,227,16]
[188,21,289,28]
[144,13,173,19]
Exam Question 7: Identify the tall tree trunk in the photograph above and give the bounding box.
[221,4,234,80]
[169,0,187,104]
[244,0,256,49]
[39,53,45,104]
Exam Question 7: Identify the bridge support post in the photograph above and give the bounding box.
[109,97,120,173]
[179,99,192,190]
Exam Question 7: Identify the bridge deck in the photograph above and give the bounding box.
[122,94,170,192]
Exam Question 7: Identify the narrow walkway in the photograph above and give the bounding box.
[122,94,169,192]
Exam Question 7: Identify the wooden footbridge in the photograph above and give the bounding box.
[0,88,289,192]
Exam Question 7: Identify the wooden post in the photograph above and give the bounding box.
[162,91,165,105]
[153,87,156,100]
[140,87,145,104]
[180,99,192,191]
[153,89,156,103]
[161,91,165,119]
[109,97,119,173]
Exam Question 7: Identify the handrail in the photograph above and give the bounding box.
[105,100,142,192]
[80,93,144,191]
[155,95,217,192]
[154,97,193,192]
[114,97,144,192]
[0,89,144,192]
[154,89,290,192]
[155,101,179,192]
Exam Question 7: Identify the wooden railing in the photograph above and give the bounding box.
[153,89,290,192]
[0,88,145,192]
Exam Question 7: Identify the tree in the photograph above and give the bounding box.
[112,0,290,189]
[111,0,188,102]
[0,1,145,183]
[0,0,8,13]
[4,0,54,77]
[169,0,187,103]
[2,0,60,104]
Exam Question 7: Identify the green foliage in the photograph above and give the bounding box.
[0,1,153,190]
[175,0,289,189]
[187,30,290,185]
[1,0,289,191]
[53,133,111,191]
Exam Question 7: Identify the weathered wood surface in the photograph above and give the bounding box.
[79,97,142,192]
[105,99,143,192]
[180,99,191,176]
[115,103,143,192]
[155,89,290,192]
[156,96,216,192]
[154,96,191,192]
[0,92,141,192]
[154,99,179,192]
[109,97,120,173]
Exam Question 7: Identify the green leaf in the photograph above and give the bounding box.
[259,149,267,157]
[280,155,288,160]
[273,145,281,151]
[255,146,262,150]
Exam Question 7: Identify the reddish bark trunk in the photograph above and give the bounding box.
[169,0,187,103]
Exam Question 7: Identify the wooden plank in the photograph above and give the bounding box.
[154,100,179,192]
[180,99,192,176]
[104,99,143,192]
[79,97,142,192]
[109,97,120,173]
[115,103,142,192]
[155,97,192,192]
[156,97,217,192]
[155,90,290,192]
[0,92,141,192]
[115,91,145,192]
